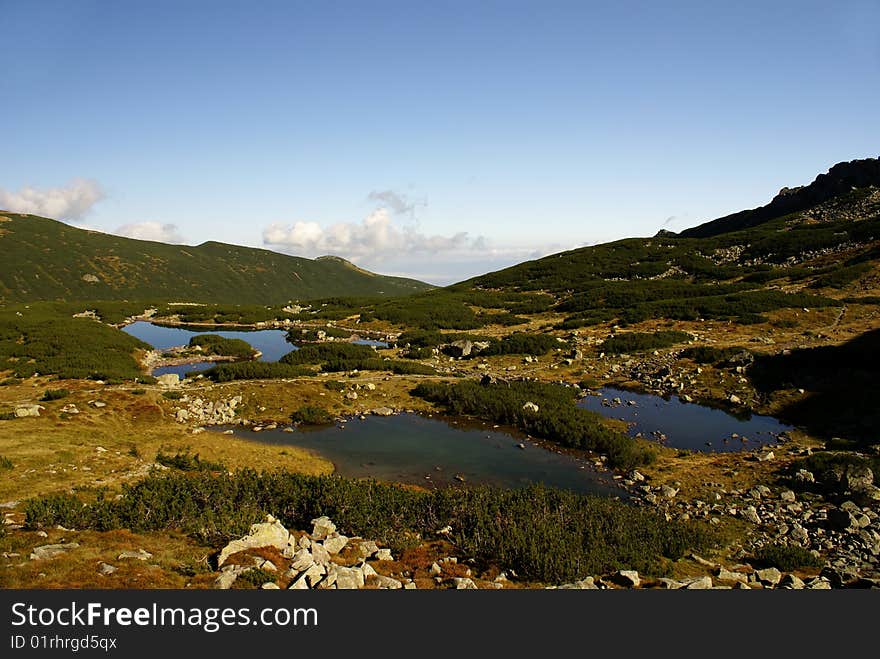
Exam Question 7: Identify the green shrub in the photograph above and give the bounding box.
[413,380,655,470]
[791,453,880,487]
[280,342,377,365]
[0,377,20,386]
[750,544,823,571]
[0,456,13,470]
[22,471,715,583]
[323,380,346,392]
[235,567,278,589]
[402,346,434,359]
[201,362,313,382]
[290,406,334,425]
[601,331,691,355]
[0,307,151,381]
[679,346,748,364]
[155,451,226,472]
[130,388,147,395]
[0,411,16,421]
[40,388,70,401]
[188,334,255,358]
[480,332,562,357]
[161,391,183,400]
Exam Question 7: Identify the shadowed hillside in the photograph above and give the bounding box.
[749,329,880,446]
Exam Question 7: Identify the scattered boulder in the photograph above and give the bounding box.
[557,577,597,589]
[117,549,153,561]
[454,577,478,590]
[683,576,713,589]
[14,404,44,418]
[613,570,640,587]
[755,567,782,586]
[370,407,394,417]
[215,565,250,589]
[311,516,337,540]
[522,401,540,413]
[29,543,80,560]
[60,404,80,415]
[156,374,180,388]
[217,515,292,567]
[98,562,117,576]
[660,485,678,499]
[322,534,349,555]
[779,574,805,590]
[335,566,365,590]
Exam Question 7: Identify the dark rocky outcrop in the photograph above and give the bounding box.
[680,156,880,238]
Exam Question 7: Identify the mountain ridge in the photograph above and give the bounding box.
[678,156,880,238]
[0,213,433,304]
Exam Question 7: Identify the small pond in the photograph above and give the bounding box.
[231,413,625,496]
[578,387,793,453]
[122,321,387,376]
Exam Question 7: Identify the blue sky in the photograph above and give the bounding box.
[1,1,878,284]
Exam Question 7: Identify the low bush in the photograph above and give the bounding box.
[601,331,691,355]
[750,544,823,571]
[40,388,70,401]
[679,346,748,364]
[0,456,13,470]
[290,406,334,425]
[155,451,226,472]
[188,334,255,358]
[413,380,655,470]
[22,471,715,583]
[201,362,313,382]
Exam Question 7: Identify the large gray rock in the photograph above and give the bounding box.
[29,543,79,560]
[613,570,640,587]
[454,577,478,589]
[824,462,875,495]
[522,402,540,414]
[827,508,858,532]
[779,574,805,590]
[117,549,153,561]
[322,534,348,555]
[355,540,379,559]
[370,407,395,417]
[742,506,762,525]
[755,567,782,586]
[217,515,292,567]
[288,548,315,573]
[309,540,331,566]
[14,404,44,418]
[215,565,250,589]
[683,576,713,589]
[311,516,337,540]
[372,574,403,589]
[558,577,598,589]
[660,485,678,499]
[715,568,749,584]
[335,566,365,590]
[156,374,180,388]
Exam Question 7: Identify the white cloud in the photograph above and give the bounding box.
[366,190,425,216]
[0,178,104,220]
[262,207,565,284]
[263,208,479,261]
[114,221,185,244]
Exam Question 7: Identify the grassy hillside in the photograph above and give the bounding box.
[0,213,433,303]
